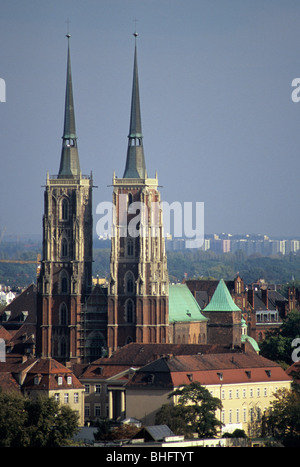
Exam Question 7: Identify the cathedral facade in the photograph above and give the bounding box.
[36,35,93,364]
[36,33,169,362]
[107,37,169,354]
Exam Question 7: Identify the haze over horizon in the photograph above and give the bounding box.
[0,0,300,239]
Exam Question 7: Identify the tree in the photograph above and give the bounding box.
[0,391,28,447]
[263,387,300,446]
[156,382,222,438]
[24,397,79,447]
[0,391,79,447]
[260,310,300,366]
[93,419,140,441]
[155,404,192,437]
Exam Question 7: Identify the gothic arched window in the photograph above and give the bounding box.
[126,300,134,323]
[60,270,69,294]
[61,198,69,221]
[60,302,68,325]
[60,337,67,357]
[127,238,134,256]
[61,238,68,258]
[126,272,134,294]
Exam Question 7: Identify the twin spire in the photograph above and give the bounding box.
[58,32,146,180]
[123,32,146,179]
[58,34,80,178]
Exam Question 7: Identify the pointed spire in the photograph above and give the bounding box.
[203,279,241,312]
[58,34,80,178]
[123,32,146,179]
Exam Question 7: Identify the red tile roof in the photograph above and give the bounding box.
[0,371,20,392]
[0,357,84,391]
[127,352,292,389]
[94,343,240,366]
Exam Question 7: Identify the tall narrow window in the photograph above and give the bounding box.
[127,238,134,256]
[126,300,134,323]
[62,198,69,221]
[61,238,68,258]
[61,272,68,294]
[126,272,134,294]
[60,302,68,325]
[60,337,67,357]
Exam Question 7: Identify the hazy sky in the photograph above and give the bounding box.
[1,0,300,239]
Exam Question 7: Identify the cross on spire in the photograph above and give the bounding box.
[123,31,146,179]
[58,33,81,178]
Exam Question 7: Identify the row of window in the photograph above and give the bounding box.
[84,403,108,418]
[221,406,266,424]
[84,383,106,394]
[210,386,279,400]
[54,392,80,404]
[34,375,73,386]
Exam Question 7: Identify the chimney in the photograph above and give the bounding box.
[248,289,255,308]
[261,289,269,309]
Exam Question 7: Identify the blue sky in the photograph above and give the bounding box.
[0,0,300,238]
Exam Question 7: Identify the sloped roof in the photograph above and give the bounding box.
[169,284,207,323]
[18,357,83,390]
[135,425,175,442]
[0,283,37,324]
[0,325,12,342]
[203,279,241,312]
[241,334,260,352]
[127,352,292,389]
[0,371,20,392]
[88,343,235,369]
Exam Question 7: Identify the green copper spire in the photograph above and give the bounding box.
[58,34,80,178]
[203,279,241,312]
[123,32,146,179]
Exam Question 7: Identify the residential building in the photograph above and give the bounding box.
[125,352,292,433]
[74,342,237,424]
[0,355,85,425]
[0,283,37,356]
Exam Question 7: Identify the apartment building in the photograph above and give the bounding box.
[0,355,85,426]
[125,352,292,434]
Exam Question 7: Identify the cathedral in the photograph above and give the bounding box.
[35,33,171,363]
[36,34,93,364]
[33,33,249,364]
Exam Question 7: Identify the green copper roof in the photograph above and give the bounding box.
[203,279,241,312]
[241,334,260,352]
[123,35,146,179]
[169,284,208,323]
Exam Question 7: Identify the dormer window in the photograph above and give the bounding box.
[34,376,40,385]
[21,311,28,322]
[3,311,11,322]
[67,376,72,385]
[58,376,63,385]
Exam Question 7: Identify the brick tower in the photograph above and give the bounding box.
[202,279,242,348]
[107,34,169,354]
[37,35,93,364]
